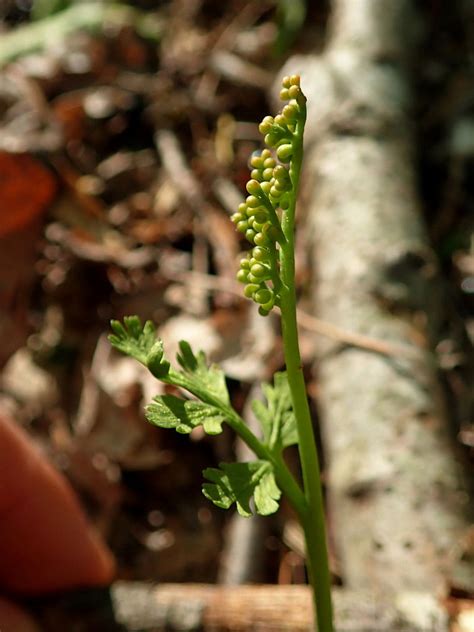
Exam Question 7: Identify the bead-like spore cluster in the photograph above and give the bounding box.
[231,75,305,315]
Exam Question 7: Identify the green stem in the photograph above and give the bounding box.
[226,408,307,521]
[279,100,334,632]
[268,245,282,296]
[257,193,286,245]
[166,370,306,520]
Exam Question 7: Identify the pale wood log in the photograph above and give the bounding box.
[110,582,449,631]
[276,0,473,598]
[35,583,450,631]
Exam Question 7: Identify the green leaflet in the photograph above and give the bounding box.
[146,395,225,435]
[251,371,298,453]
[109,317,170,379]
[110,319,230,427]
[109,316,156,365]
[176,341,229,404]
[202,461,281,517]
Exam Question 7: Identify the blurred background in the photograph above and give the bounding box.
[0,0,473,629]
[0,0,325,590]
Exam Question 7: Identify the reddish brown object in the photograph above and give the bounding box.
[0,152,57,366]
[0,597,41,632]
[0,152,56,237]
[0,414,115,594]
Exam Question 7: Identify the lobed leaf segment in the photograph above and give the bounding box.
[109,316,170,378]
[231,74,306,316]
[203,461,281,517]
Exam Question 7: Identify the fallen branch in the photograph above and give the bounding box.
[277,0,473,599]
[36,582,450,631]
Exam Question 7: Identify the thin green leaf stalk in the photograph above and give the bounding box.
[278,98,334,631]
[224,408,307,519]
[169,369,306,519]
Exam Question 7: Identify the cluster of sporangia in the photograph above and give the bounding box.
[231,75,303,316]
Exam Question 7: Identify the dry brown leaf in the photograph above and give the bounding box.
[0,151,56,236]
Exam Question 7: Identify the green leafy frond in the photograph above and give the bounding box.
[176,341,229,404]
[109,316,170,379]
[146,395,225,435]
[252,372,297,453]
[202,461,281,517]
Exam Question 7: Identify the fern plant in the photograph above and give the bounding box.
[110,75,334,632]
